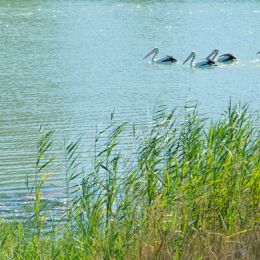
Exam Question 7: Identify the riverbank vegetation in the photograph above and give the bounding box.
[0,103,259,259]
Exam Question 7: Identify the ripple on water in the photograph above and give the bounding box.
[0,0,259,219]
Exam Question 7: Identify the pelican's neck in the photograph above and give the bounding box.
[151,52,158,63]
[190,53,195,67]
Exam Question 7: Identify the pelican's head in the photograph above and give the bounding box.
[257,51,260,55]
[143,47,159,59]
[183,51,195,64]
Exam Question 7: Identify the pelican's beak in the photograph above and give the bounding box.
[143,49,155,59]
[206,49,218,60]
[183,52,195,65]
[257,51,260,55]
[183,55,190,64]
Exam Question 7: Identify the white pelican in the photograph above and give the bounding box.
[143,47,177,64]
[183,51,216,67]
[207,49,237,62]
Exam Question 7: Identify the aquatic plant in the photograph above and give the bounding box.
[0,103,259,259]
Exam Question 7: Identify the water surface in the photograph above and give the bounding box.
[0,0,259,217]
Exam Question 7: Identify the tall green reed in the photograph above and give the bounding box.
[0,103,259,259]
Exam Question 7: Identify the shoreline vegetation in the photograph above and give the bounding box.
[0,103,259,259]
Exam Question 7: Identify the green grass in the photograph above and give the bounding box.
[0,103,259,259]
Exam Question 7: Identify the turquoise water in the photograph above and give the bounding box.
[0,0,260,217]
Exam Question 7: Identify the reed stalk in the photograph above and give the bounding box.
[0,103,259,259]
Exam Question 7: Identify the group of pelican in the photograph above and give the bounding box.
[144,47,260,68]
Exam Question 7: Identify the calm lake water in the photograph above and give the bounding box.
[0,0,260,218]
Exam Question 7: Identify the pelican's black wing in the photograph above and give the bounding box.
[219,53,237,60]
[166,55,177,63]
[158,55,177,63]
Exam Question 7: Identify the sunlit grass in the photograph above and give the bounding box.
[0,103,259,259]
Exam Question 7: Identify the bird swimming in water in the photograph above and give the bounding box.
[207,49,237,62]
[143,47,177,64]
[183,51,216,67]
